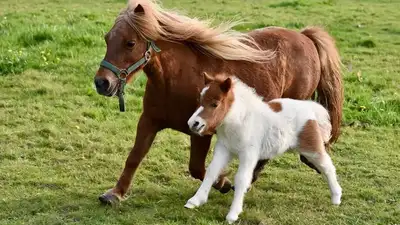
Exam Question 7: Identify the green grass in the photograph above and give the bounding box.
[1,0,399,224]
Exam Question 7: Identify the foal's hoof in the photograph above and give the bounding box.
[184,201,197,209]
[331,194,342,205]
[219,181,232,194]
[98,190,122,205]
[226,213,239,224]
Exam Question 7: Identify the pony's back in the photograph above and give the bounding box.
[269,99,332,144]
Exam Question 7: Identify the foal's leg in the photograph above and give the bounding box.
[232,159,269,192]
[298,120,342,205]
[189,135,232,193]
[185,141,232,209]
[300,151,342,205]
[300,155,321,174]
[226,152,258,224]
[99,114,160,205]
[251,159,269,183]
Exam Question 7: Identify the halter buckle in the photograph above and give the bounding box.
[119,69,128,80]
[144,50,151,61]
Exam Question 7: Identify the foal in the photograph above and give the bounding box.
[185,73,342,224]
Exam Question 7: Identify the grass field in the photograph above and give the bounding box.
[1,0,399,224]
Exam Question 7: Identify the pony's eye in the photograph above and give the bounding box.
[126,41,136,48]
[211,102,218,108]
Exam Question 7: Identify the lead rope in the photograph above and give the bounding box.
[118,79,126,112]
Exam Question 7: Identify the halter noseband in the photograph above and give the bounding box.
[99,41,161,112]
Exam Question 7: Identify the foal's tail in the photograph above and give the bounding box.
[301,27,344,144]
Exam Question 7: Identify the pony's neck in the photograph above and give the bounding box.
[144,40,227,85]
[143,40,181,87]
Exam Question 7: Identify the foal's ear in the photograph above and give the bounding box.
[203,72,214,85]
[220,78,232,93]
[134,4,145,14]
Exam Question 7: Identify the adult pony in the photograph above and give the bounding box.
[94,0,343,204]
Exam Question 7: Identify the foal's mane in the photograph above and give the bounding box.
[118,0,274,63]
[231,76,264,102]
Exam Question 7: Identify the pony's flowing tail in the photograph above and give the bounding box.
[301,27,344,144]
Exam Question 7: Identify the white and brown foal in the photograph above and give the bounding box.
[185,73,342,224]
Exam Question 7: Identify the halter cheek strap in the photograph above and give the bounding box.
[99,41,161,112]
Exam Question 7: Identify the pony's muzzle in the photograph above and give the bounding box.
[95,77,109,91]
[94,76,117,96]
[188,117,206,135]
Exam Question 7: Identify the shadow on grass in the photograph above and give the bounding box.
[0,184,232,224]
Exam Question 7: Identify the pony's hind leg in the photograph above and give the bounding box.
[298,120,342,205]
[300,155,321,174]
[185,141,232,209]
[300,151,342,205]
[226,152,258,224]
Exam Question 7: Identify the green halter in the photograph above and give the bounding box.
[100,41,161,112]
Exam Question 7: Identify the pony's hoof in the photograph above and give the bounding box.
[219,181,232,194]
[184,196,204,209]
[98,191,122,205]
[184,201,197,209]
[331,195,341,205]
[226,213,239,224]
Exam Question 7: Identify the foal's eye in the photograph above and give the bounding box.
[126,41,136,48]
[211,102,218,108]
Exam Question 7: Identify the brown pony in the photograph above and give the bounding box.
[94,0,343,204]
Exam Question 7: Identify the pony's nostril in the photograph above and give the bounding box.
[193,121,199,128]
[95,78,110,90]
[103,79,110,90]
[95,79,103,88]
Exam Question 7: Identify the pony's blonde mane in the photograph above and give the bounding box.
[118,0,274,63]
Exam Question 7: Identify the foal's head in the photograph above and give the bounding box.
[94,4,157,96]
[188,73,235,136]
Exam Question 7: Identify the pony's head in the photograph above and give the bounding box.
[188,72,234,136]
[94,0,273,98]
[94,1,160,96]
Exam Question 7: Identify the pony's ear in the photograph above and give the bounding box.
[220,78,232,93]
[203,72,214,85]
[134,4,145,14]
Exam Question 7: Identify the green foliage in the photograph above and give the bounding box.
[0,0,399,224]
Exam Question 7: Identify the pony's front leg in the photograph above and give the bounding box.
[226,152,258,224]
[185,142,231,209]
[99,114,160,205]
[189,135,232,193]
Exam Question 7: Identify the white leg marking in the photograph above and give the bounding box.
[226,152,258,224]
[185,141,231,209]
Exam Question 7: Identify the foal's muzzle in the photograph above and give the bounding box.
[188,117,206,135]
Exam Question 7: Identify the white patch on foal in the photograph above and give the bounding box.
[185,77,342,224]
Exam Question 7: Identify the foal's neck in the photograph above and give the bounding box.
[221,79,266,129]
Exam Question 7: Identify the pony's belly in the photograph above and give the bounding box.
[259,145,288,160]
